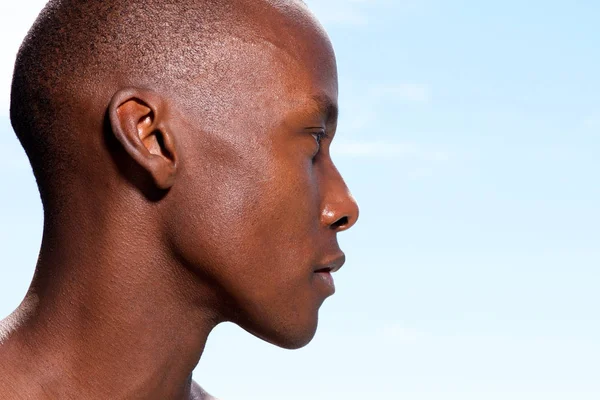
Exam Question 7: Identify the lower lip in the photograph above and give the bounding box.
[314,271,335,295]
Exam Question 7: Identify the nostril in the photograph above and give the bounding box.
[330,216,349,230]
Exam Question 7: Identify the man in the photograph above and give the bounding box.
[0,0,359,398]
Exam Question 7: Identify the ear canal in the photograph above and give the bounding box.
[154,127,177,164]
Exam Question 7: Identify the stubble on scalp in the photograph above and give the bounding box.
[10,0,313,207]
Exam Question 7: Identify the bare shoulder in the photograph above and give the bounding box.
[190,379,219,400]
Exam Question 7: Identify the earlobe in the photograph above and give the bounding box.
[108,88,178,190]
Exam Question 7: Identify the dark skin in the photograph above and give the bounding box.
[0,1,358,399]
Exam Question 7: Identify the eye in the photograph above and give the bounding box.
[311,130,329,155]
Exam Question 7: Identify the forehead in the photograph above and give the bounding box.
[176,1,338,127]
[245,2,339,110]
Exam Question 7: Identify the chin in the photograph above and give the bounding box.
[274,327,318,350]
[240,312,320,350]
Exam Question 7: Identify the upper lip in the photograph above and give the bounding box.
[313,254,346,274]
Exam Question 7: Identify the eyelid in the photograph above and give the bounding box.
[310,128,330,142]
[309,129,330,160]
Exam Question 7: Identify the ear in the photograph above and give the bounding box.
[108,88,178,190]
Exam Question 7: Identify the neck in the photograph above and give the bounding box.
[0,206,221,400]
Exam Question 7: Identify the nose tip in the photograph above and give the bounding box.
[323,192,359,232]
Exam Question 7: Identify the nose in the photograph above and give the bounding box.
[320,167,359,232]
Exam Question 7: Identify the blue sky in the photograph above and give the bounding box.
[1,1,599,399]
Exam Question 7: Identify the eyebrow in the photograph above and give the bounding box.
[311,93,339,123]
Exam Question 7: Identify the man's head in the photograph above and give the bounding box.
[11,0,358,349]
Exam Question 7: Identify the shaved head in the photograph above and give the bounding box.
[11,0,328,207]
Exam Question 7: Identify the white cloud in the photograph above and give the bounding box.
[333,140,449,162]
[304,0,384,26]
[304,0,369,26]
[336,82,432,139]
[371,83,432,104]
[321,8,368,25]
[305,0,422,26]
[0,1,48,116]
[332,83,445,171]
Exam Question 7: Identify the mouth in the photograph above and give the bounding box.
[313,254,346,274]
[313,254,346,295]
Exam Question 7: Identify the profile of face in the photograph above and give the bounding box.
[112,5,359,350]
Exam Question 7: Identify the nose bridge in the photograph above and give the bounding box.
[320,162,359,232]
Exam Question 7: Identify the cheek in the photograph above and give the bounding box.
[164,132,326,347]
[166,138,321,296]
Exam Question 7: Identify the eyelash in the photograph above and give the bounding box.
[311,130,329,150]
